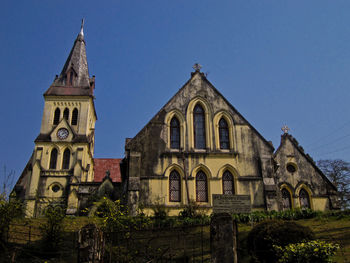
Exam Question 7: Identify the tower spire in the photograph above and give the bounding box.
[47,20,91,92]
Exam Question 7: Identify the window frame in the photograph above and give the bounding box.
[53,108,60,125]
[49,148,58,170]
[222,170,234,195]
[169,170,181,202]
[196,171,208,202]
[170,117,180,149]
[193,104,206,149]
[219,118,230,149]
[62,148,71,170]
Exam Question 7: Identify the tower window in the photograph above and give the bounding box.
[169,170,181,202]
[63,108,69,121]
[282,188,292,210]
[196,171,208,202]
[194,104,206,149]
[49,148,58,169]
[62,148,70,169]
[170,117,180,149]
[53,108,60,125]
[71,108,78,125]
[69,72,73,85]
[219,118,230,149]
[222,170,234,195]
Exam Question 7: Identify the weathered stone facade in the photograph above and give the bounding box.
[13,25,339,217]
[124,69,338,215]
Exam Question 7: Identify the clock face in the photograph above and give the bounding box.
[57,128,69,140]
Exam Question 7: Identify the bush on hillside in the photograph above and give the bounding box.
[247,220,314,263]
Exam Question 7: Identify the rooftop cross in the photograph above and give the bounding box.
[281,125,290,134]
[193,63,202,72]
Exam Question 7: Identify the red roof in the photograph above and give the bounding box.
[93,158,122,183]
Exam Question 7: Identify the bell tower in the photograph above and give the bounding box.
[20,21,97,217]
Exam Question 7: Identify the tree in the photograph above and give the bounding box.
[317,159,350,210]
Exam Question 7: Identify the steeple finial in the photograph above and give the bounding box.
[193,63,202,72]
[281,125,290,134]
[79,18,85,37]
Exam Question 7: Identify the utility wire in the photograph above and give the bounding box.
[304,120,350,148]
[308,132,350,151]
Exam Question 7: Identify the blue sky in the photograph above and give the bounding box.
[1,1,350,186]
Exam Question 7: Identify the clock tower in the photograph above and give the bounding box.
[16,21,97,217]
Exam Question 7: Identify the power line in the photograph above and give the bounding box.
[305,120,350,148]
[308,133,350,151]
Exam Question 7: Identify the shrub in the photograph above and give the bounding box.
[40,204,65,250]
[179,200,200,219]
[247,220,314,263]
[274,240,339,263]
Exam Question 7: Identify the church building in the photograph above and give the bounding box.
[12,24,339,217]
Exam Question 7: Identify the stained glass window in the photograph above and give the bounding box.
[170,117,180,149]
[222,171,234,194]
[299,189,310,209]
[169,170,181,202]
[194,104,206,149]
[219,118,229,149]
[196,171,208,202]
[282,188,292,210]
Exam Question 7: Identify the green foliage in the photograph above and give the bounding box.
[40,204,65,250]
[274,240,339,263]
[247,220,315,263]
[179,199,201,219]
[232,209,320,223]
[151,202,168,222]
[0,195,22,246]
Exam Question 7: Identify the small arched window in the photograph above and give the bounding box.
[194,104,206,149]
[196,171,208,202]
[170,117,180,149]
[69,72,74,85]
[222,171,234,195]
[169,170,181,202]
[219,118,230,149]
[299,189,311,209]
[282,188,292,210]
[49,148,58,169]
[62,148,70,169]
[63,108,69,121]
[71,108,78,125]
[53,108,60,125]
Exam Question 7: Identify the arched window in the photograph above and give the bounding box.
[71,108,78,125]
[63,108,69,121]
[222,171,234,195]
[299,189,311,209]
[196,171,208,202]
[219,118,230,149]
[62,148,70,169]
[170,117,180,149]
[53,108,60,125]
[194,104,206,149]
[169,170,181,202]
[69,72,74,85]
[281,188,292,210]
[49,148,58,169]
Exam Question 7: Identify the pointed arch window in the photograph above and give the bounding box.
[169,170,181,202]
[49,148,58,169]
[62,148,70,170]
[299,189,311,209]
[194,104,206,149]
[219,118,230,149]
[196,171,208,202]
[222,170,234,195]
[63,108,69,121]
[170,117,180,149]
[53,108,60,125]
[69,71,74,85]
[282,188,292,210]
[71,108,78,125]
